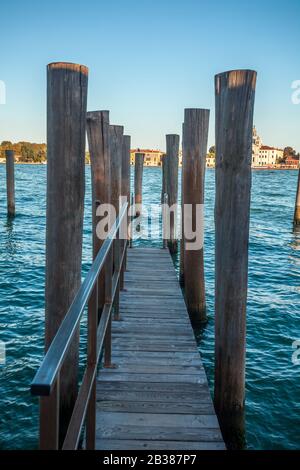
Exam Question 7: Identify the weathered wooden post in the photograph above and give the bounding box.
[293,168,300,225]
[121,135,131,275]
[214,69,257,449]
[134,152,144,217]
[166,134,179,253]
[179,126,185,285]
[183,109,209,324]
[44,62,88,446]
[161,153,168,204]
[86,110,110,317]
[5,150,15,216]
[110,125,124,320]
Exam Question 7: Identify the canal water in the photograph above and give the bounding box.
[0,165,299,449]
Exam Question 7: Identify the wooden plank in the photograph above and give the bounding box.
[96,389,212,404]
[100,364,203,375]
[95,247,224,450]
[97,401,214,415]
[98,373,206,383]
[97,380,211,394]
[96,424,223,442]
[96,439,225,450]
[97,411,219,429]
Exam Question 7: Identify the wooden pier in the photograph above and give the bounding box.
[96,247,225,450]
[30,63,256,450]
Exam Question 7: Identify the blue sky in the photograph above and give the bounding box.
[1,0,300,151]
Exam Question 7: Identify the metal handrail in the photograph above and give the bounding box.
[31,202,128,397]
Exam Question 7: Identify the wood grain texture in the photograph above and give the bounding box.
[86,111,110,315]
[294,168,300,225]
[5,150,15,216]
[166,134,180,253]
[96,247,224,450]
[161,152,167,203]
[214,69,257,449]
[45,62,88,442]
[183,109,209,324]
[134,153,144,216]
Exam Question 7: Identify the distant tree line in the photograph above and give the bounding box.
[0,141,91,164]
[0,141,47,163]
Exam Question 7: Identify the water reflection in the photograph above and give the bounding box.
[3,216,17,257]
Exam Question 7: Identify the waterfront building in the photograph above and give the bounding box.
[284,155,299,168]
[130,149,164,166]
[206,153,215,168]
[130,149,183,167]
[252,128,284,167]
[253,145,284,167]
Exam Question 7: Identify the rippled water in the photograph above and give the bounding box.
[0,165,299,449]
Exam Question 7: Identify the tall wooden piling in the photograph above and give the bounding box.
[179,125,185,285]
[182,109,209,324]
[214,69,257,449]
[122,135,131,208]
[166,134,179,253]
[86,110,110,316]
[293,168,300,225]
[5,150,15,216]
[44,62,88,445]
[110,125,124,319]
[161,153,168,204]
[121,135,131,279]
[134,152,144,217]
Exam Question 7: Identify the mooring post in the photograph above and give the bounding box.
[134,152,144,217]
[293,168,300,226]
[183,109,209,324]
[166,134,179,254]
[161,153,168,204]
[5,150,15,217]
[214,69,257,449]
[110,125,124,320]
[44,62,88,447]
[86,110,110,317]
[121,135,131,276]
[179,126,185,286]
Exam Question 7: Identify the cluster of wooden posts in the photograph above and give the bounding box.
[2,61,298,449]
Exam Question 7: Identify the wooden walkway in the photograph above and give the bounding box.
[96,247,225,450]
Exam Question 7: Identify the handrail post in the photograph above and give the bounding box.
[113,233,121,321]
[104,244,113,368]
[39,375,60,449]
[162,193,168,249]
[129,193,134,248]
[85,277,98,449]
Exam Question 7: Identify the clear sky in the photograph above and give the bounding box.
[1,0,300,151]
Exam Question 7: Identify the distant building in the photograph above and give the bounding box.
[130,149,164,166]
[252,128,283,167]
[130,149,183,167]
[285,155,299,168]
[253,145,284,167]
[206,153,215,168]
